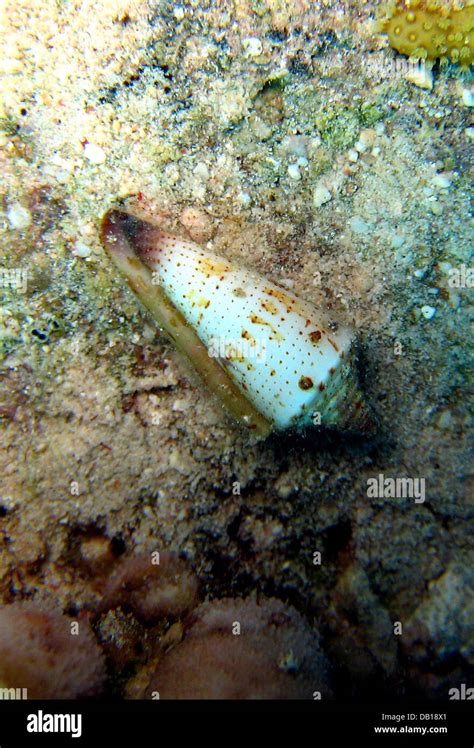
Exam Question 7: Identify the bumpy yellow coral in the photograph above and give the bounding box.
[379,0,473,66]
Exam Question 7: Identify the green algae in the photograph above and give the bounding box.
[283,83,386,152]
[315,107,362,150]
[0,116,19,136]
[315,102,385,151]
[149,140,182,167]
[359,101,385,127]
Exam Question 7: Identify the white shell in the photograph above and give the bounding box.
[102,210,372,436]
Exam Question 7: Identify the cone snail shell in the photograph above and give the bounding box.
[101,209,373,438]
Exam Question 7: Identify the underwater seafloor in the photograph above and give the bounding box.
[0,0,472,702]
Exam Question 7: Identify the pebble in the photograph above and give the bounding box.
[236,191,251,207]
[284,135,308,158]
[250,116,272,140]
[420,305,436,320]
[80,536,113,569]
[462,88,474,107]
[165,164,180,184]
[356,128,377,151]
[349,215,370,235]
[466,127,474,141]
[193,161,210,180]
[436,410,452,429]
[242,37,263,57]
[172,398,190,412]
[43,164,70,184]
[84,142,106,164]
[72,241,92,258]
[432,173,452,189]
[313,184,331,208]
[275,472,297,499]
[391,234,405,249]
[287,163,301,181]
[406,65,433,90]
[347,148,359,163]
[180,206,213,243]
[437,261,452,275]
[6,203,32,230]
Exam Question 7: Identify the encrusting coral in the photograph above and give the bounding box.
[148,596,331,699]
[0,560,330,700]
[99,552,200,624]
[0,602,106,699]
[379,0,473,66]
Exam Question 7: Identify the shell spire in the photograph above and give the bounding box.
[101,209,373,438]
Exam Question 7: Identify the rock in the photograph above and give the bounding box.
[148,595,331,699]
[83,142,106,164]
[313,184,331,208]
[6,203,32,230]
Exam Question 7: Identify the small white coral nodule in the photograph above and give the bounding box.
[101,209,372,438]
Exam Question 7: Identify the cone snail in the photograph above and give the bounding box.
[101,209,373,438]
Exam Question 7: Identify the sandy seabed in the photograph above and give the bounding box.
[0,0,472,701]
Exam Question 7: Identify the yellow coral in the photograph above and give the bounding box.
[379,0,473,66]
